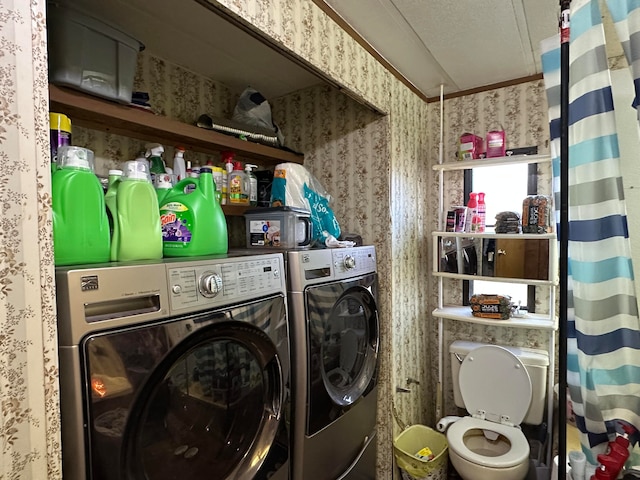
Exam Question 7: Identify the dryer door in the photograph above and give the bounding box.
[305,274,379,435]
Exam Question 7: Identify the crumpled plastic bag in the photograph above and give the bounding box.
[232,87,284,146]
[270,163,341,246]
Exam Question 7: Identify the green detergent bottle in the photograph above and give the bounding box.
[52,146,110,266]
[104,169,123,261]
[160,166,228,256]
[109,159,163,261]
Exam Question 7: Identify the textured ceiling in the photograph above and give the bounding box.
[322,0,626,98]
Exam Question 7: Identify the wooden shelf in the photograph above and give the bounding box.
[432,154,551,171]
[433,306,557,331]
[221,205,252,217]
[48,85,304,166]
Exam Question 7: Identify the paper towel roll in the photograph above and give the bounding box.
[552,455,572,480]
[436,416,461,432]
[568,450,586,480]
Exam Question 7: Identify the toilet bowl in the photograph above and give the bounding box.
[444,345,534,480]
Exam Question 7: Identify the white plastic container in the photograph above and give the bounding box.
[47,3,144,104]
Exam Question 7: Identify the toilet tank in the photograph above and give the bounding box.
[450,340,549,425]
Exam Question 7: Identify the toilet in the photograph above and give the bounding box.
[443,340,549,480]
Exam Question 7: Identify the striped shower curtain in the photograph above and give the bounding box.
[541,0,640,467]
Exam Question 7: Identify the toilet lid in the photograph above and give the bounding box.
[459,345,532,425]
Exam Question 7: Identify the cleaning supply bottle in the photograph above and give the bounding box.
[49,112,72,173]
[51,146,110,265]
[105,169,123,261]
[145,143,166,184]
[154,172,173,205]
[109,158,163,261]
[159,166,228,256]
[212,166,224,204]
[172,147,187,182]
[465,192,479,233]
[222,150,235,203]
[477,192,486,232]
[228,160,249,205]
[245,163,258,206]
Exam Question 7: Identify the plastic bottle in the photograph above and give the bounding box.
[477,192,486,232]
[51,146,110,265]
[172,147,187,182]
[245,163,258,206]
[109,158,163,262]
[228,160,249,205]
[212,166,224,204]
[154,172,173,205]
[49,112,72,173]
[104,169,123,261]
[465,192,479,233]
[145,143,166,184]
[159,166,228,256]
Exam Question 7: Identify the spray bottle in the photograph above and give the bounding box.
[145,143,166,184]
[477,192,486,232]
[172,147,187,182]
[245,163,258,206]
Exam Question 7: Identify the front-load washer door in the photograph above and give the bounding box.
[305,274,379,435]
[79,296,288,480]
[120,321,284,480]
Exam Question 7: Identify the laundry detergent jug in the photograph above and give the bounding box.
[108,159,163,262]
[52,146,110,266]
[159,166,228,256]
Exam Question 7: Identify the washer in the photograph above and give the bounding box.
[287,246,379,480]
[55,253,290,480]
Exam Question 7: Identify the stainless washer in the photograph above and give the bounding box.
[55,253,290,480]
[287,246,379,480]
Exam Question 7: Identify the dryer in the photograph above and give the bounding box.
[287,246,379,480]
[55,253,290,480]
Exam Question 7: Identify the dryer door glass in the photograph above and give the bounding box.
[306,276,379,435]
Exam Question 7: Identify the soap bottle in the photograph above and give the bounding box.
[49,112,72,173]
[110,158,163,261]
[245,163,258,206]
[104,169,123,261]
[172,147,187,182]
[477,192,486,232]
[228,159,249,205]
[51,146,111,265]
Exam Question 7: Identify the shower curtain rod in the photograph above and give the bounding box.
[558,1,570,479]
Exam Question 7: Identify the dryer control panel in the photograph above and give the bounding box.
[168,254,284,312]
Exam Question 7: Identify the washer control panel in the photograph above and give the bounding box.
[168,254,284,311]
[332,246,376,279]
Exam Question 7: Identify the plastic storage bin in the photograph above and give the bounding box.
[244,207,312,249]
[47,3,144,104]
[394,425,448,480]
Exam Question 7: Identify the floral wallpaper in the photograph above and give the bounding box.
[4,0,556,478]
[1,0,61,478]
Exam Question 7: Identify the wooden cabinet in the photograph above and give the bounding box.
[494,237,549,280]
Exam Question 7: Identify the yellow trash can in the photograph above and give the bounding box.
[394,425,448,480]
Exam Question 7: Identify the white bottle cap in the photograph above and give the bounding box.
[57,146,95,171]
[122,160,152,182]
[108,169,123,177]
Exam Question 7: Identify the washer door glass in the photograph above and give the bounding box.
[121,322,283,480]
[307,283,378,409]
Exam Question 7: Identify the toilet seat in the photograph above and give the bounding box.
[448,417,529,468]
[459,345,532,425]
